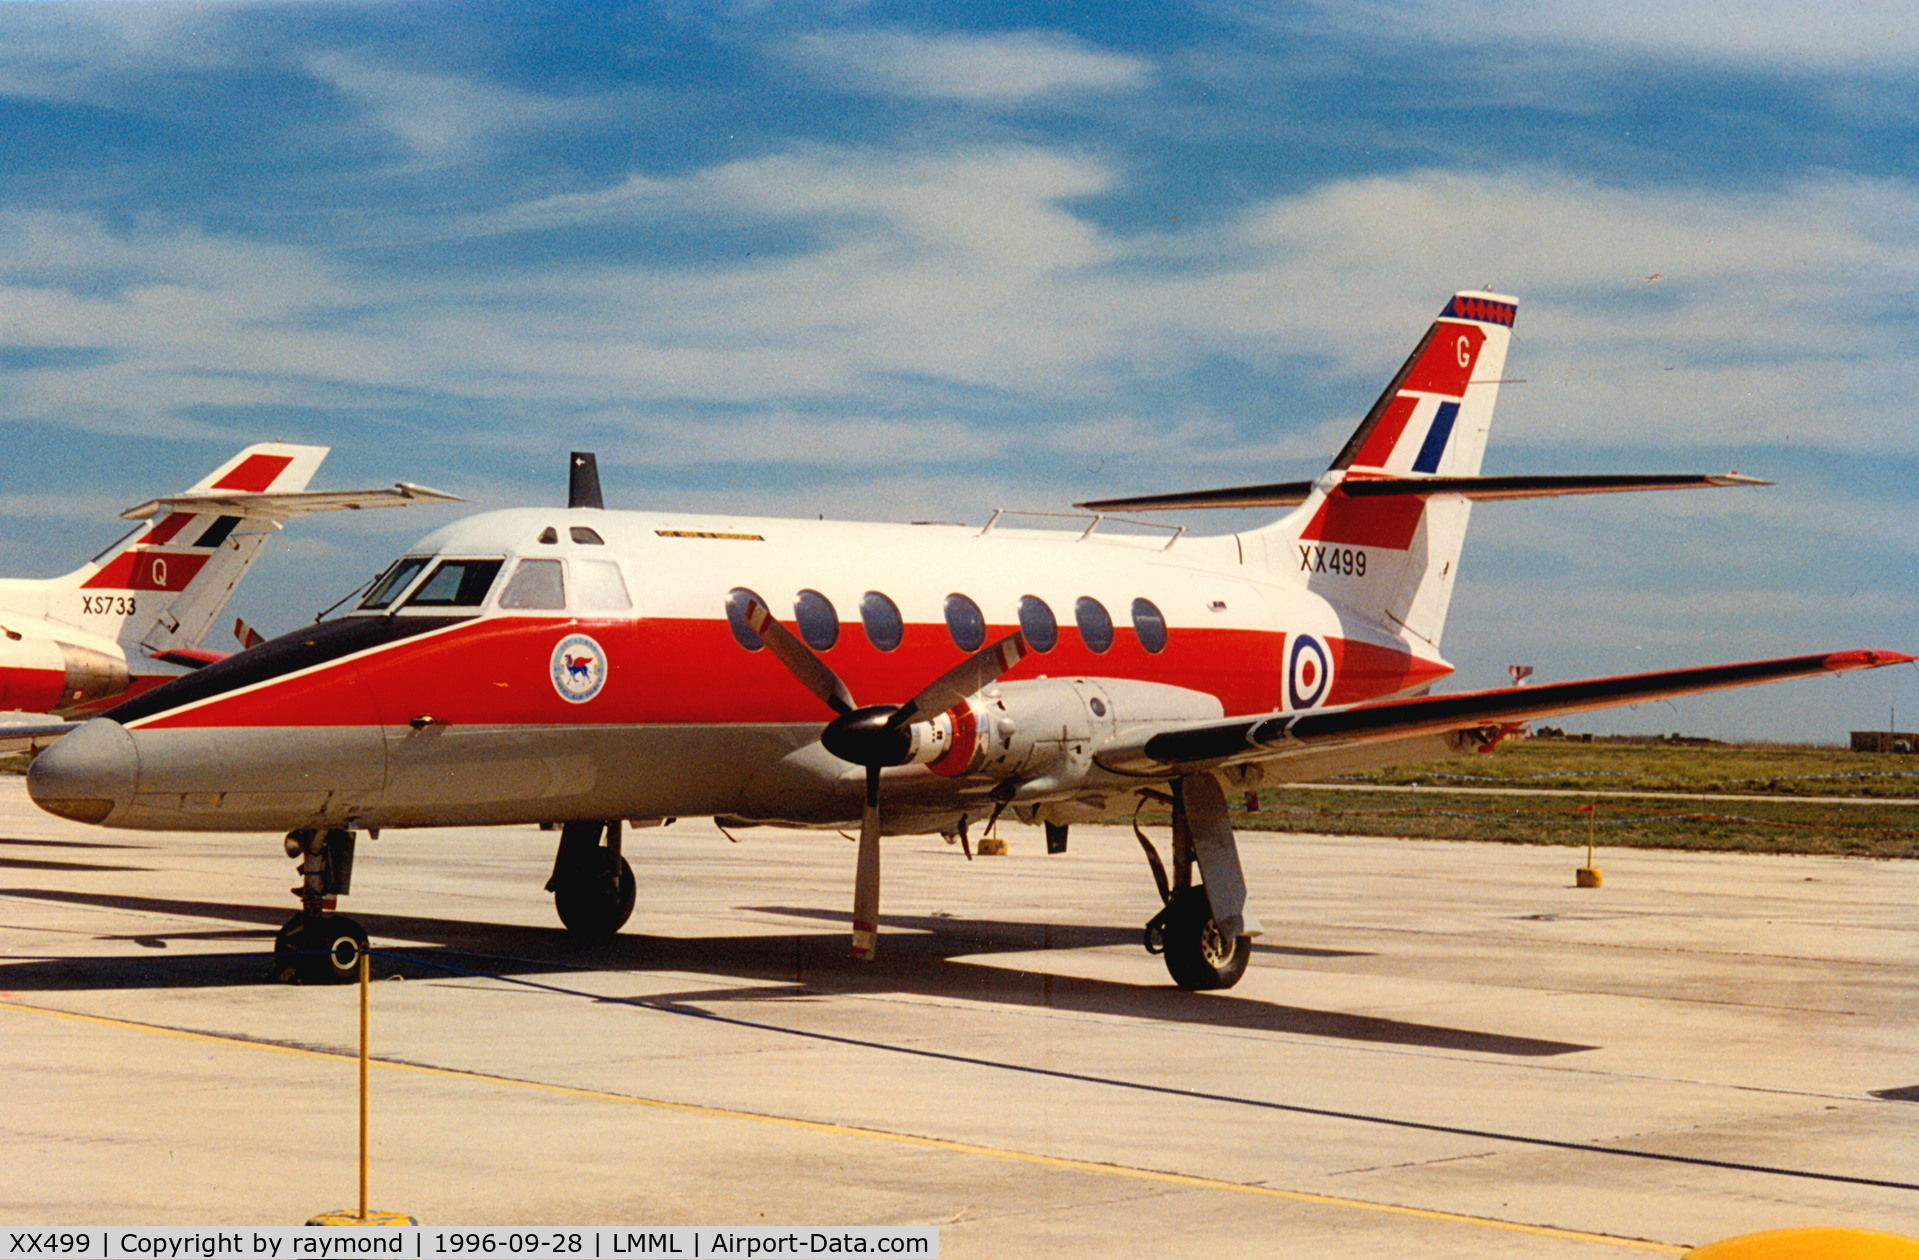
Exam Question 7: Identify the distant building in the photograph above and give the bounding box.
[1851,731,1918,753]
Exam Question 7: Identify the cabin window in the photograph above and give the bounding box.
[1131,598,1168,654]
[726,588,766,651]
[358,557,430,610]
[795,589,839,650]
[1075,597,1114,654]
[861,591,903,652]
[569,526,605,545]
[574,560,632,612]
[944,593,985,652]
[406,558,505,608]
[537,527,559,544]
[1018,595,1057,653]
[498,558,567,610]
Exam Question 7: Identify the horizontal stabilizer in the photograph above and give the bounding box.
[1102,649,1914,773]
[1076,473,1768,513]
[120,482,464,522]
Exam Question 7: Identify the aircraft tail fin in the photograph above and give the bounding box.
[1250,292,1517,649]
[52,443,331,654]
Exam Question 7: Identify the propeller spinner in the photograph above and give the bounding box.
[740,597,1025,959]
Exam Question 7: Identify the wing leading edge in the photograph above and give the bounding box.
[1098,649,1914,776]
[1075,473,1768,514]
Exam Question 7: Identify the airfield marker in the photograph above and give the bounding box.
[1576,803,1603,887]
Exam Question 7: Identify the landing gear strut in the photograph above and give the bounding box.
[1138,775,1259,991]
[274,828,367,985]
[546,819,635,936]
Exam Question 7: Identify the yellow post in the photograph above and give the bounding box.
[308,943,418,1226]
[358,949,370,1221]
[1576,802,1603,887]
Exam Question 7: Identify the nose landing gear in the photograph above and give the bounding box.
[546,819,635,936]
[274,828,367,985]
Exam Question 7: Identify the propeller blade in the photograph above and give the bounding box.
[888,631,1027,729]
[743,596,857,717]
[851,764,882,960]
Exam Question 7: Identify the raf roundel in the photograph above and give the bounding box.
[1287,633,1332,710]
[550,633,608,704]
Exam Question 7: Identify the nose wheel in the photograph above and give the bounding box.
[274,912,368,985]
[547,820,636,936]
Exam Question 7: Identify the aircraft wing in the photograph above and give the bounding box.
[1097,649,1913,775]
[0,719,79,755]
[119,482,464,522]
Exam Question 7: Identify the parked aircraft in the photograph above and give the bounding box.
[26,295,1911,987]
[0,443,458,732]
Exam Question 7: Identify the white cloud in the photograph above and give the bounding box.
[1313,1,1919,70]
[305,52,588,161]
[786,28,1150,102]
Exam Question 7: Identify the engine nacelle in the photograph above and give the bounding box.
[0,635,129,712]
[917,677,1224,795]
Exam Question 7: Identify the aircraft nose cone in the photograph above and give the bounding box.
[28,719,138,825]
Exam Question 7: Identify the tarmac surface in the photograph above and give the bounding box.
[0,775,1914,1256]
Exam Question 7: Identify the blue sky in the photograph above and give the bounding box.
[0,1,1912,740]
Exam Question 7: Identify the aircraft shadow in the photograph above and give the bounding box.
[0,887,1592,1057]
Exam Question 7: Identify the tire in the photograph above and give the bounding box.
[554,850,636,936]
[1160,886,1250,991]
[274,914,367,985]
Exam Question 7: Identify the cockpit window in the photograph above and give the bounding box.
[497,558,566,610]
[358,557,430,611]
[404,558,504,608]
[574,559,631,612]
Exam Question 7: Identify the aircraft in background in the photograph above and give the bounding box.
[0,443,459,733]
[26,295,1911,987]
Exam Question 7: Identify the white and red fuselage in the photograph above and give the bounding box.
[42,503,1447,834]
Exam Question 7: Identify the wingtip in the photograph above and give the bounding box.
[1824,649,1918,671]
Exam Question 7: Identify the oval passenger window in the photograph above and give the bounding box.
[726,588,766,651]
[1131,597,1168,654]
[944,593,985,652]
[1075,596,1114,654]
[861,591,904,652]
[795,589,840,651]
[1018,596,1057,653]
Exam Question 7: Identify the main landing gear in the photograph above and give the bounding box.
[1138,774,1260,991]
[274,828,367,985]
[546,819,635,936]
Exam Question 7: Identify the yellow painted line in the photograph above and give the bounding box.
[0,998,1684,1253]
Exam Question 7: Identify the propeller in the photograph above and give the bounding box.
[740,596,1025,959]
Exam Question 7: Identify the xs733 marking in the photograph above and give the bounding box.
[1298,544,1367,577]
[80,595,136,616]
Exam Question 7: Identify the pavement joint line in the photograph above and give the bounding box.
[1283,784,1919,806]
[0,996,1684,1253]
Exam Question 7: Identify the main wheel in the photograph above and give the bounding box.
[274,913,368,985]
[1160,886,1250,991]
[553,850,636,936]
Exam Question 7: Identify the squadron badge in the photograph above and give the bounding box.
[550,633,607,703]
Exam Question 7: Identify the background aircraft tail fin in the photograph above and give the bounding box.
[1250,292,1516,650]
[52,443,330,654]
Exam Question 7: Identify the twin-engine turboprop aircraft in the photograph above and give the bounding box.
[0,443,458,734]
[26,293,1912,987]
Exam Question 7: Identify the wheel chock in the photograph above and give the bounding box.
[976,835,1007,856]
[1575,867,1603,888]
